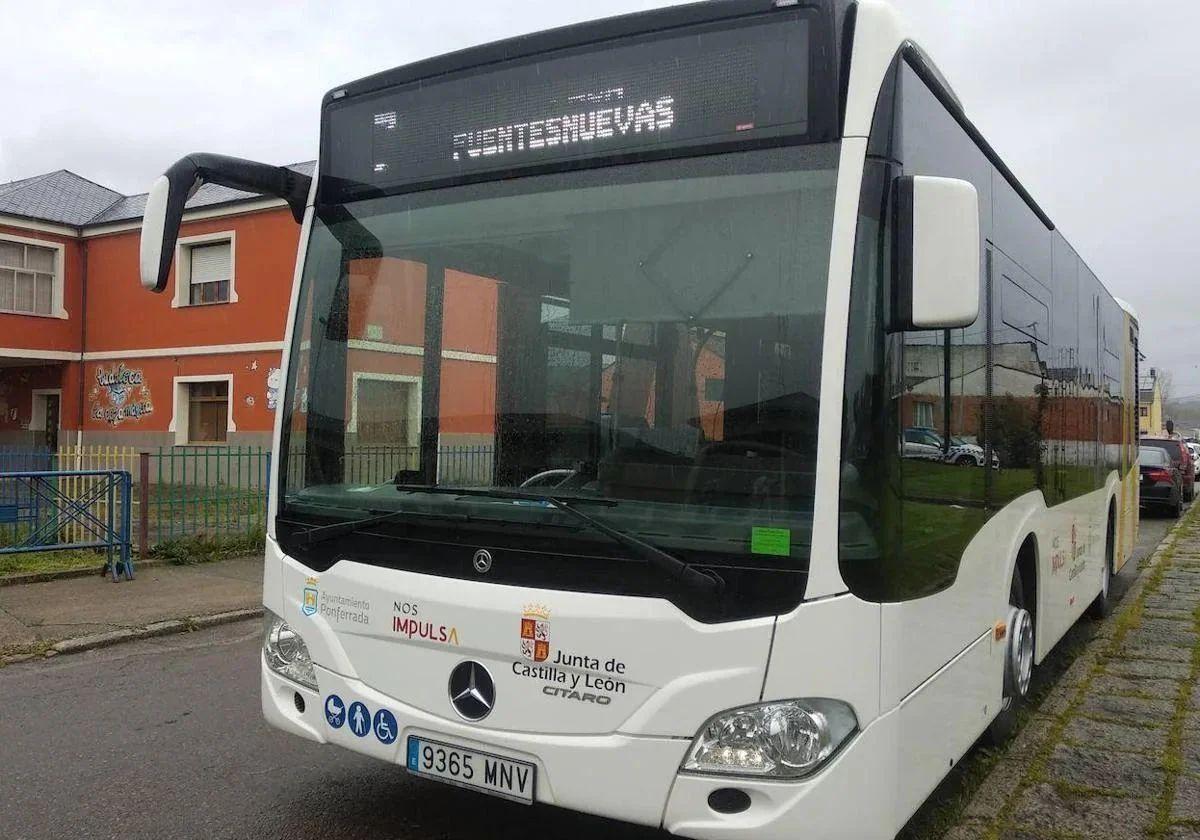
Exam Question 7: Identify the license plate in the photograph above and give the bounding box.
[406,735,536,805]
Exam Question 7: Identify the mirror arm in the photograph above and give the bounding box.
[140,153,312,293]
[176,153,310,224]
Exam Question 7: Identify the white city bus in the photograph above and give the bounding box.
[139,1,1139,836]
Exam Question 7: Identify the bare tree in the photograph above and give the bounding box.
[1158,369,1174,405]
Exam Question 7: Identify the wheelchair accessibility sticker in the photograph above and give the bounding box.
[373,708,398,745]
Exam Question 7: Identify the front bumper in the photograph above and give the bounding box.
[263,659,689,828]
[263,661,896,839]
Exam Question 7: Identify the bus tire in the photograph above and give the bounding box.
[985,567,1033,745]
[1087,514,1115,620]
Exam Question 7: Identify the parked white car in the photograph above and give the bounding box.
[947,435,996,468]
[1187,442,1200,477]
[902,427,945,461]
[903,427,998,468]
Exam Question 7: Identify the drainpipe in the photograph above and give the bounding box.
[76,236,87,460]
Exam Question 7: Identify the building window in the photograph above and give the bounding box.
[353,375,420,446]
[1140,406,1149,418]
[174,232,236,307]
[188,381,229,442]
[914,400,935,428]
[187,241,231,305]
[703,377,724,402]
[0,239,58,316]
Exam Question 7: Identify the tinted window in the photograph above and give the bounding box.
[1143,439,1184,464]
[838,152,898,600]
[988,249,1048,505]
[839,57,1133,603]
[1138,447,1169,467]
[282,145,840,621]
[1000,274,1049,345]
[840,60,992,601]
[893,63,990,598]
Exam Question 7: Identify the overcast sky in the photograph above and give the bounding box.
[3,1,1198,394]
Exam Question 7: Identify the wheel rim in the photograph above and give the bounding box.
[1006,607,1034,701]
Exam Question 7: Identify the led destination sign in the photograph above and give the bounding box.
[322,12,814,199]
[446,89,677,162]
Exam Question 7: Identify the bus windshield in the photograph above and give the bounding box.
[278,143,839,618]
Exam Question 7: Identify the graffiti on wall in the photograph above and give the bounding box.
[90,363,153,426]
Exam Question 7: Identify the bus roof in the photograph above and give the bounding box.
[1114,296,1139,324]
[323,0,847,106]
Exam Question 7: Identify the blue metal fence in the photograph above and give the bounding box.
[0,469,133,581]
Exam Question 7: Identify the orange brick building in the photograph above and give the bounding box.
[0,167,308,451]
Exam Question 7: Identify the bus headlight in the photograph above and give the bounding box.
[682,699,857,778]
[262,611,318,691]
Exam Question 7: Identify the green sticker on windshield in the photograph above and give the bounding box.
[751,527,791,557]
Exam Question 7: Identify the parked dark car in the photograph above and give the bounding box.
[1142,437,1195,502]
[1140,446,1183,517]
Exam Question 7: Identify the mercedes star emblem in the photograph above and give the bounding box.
[448,660,496,721]
[472,548,493,574]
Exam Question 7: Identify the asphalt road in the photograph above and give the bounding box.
[0,508,1183,840]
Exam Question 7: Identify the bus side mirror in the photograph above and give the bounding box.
[139,153,311,293]
[889,175,981,331]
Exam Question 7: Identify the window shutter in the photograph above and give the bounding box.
[190,242,231,284]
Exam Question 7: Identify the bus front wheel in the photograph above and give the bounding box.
[986,567,1034,744]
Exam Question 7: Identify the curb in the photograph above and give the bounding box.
[0,607,263,666]
[947,510,1195,838]
[0,559,168,588]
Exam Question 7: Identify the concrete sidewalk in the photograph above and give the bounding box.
[951,507,1200,839]
[0,555,263,661]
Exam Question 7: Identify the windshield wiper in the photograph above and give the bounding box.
[394,484,723,598]
[289,508,468,546]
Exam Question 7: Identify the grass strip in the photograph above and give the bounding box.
[147,528,265,565]
[1148,580,1200,836]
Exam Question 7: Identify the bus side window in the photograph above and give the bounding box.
[885,60,992,599]
[988,257,1051,505]
[895,323,988,596]
[841,57,995,602]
